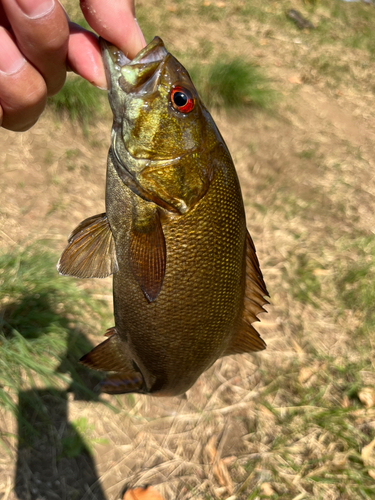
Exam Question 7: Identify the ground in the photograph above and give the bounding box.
[1,1,375,499]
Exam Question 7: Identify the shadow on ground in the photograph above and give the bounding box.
[15,388,106,500]
[1,292,107,500]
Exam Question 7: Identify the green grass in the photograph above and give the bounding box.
[281,233,375,344]
[284,253,323,307]
[335,236,375,336]
[197,3,228,22]
[61,417,108,458]
[136,7,167,43]
[236,3,273,25]
[48,75,105,126]
[304,1,375,58]
[0,244,110,418]
[7,1,375,496]
[309,55,352,88]
[252,227,375,498]
[189,58,276,110]
[245,351,375,499]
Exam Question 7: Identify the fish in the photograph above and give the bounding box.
[57,36,269,397]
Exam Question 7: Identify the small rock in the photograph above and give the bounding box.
[287,9,315,30]
[358,387,375,408]
[260,482,275,496]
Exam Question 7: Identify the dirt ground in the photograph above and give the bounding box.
[1,1,375,499]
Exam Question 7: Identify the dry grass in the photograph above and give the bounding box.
[1,0,375,498]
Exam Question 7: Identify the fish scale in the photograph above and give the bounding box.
[57,37,269,397]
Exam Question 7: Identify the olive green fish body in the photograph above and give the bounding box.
[57,37,268,397]
[107,143,247,395]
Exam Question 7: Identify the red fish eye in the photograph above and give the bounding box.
[170,86,194,113]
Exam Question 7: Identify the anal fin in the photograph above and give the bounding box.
[57,213,118,279]
[99,374,144,395]
[79,329,145,394]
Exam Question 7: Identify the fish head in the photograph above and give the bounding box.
[102,37,220,214]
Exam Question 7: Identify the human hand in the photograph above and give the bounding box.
[0,0,146,132]
[69,0,146,91]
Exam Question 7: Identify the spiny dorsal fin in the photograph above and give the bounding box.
[79,329,145,394]
[224,230,269,356]
[129,209,166,302]
[57,213,118,279]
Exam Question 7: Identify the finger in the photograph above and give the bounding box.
[67,22,107,89]
[0,27,47,131]
[80,0,146,60]
[2,0,69,96]
[0,2,11,29]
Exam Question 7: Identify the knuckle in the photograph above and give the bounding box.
[39,11,70,54]
[42,30,69,54]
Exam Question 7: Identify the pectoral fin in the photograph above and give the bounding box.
[129,209,166,302]
[79,329,145,394]
[57,213,118,279]
[224,230,269,356]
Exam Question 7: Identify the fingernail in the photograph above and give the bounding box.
[0,28,26,74]
[15,0,55,19]
[94,84,107,91]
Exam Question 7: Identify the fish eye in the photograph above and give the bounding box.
[170,86,195,113]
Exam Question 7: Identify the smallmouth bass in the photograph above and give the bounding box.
[58,37,269,397]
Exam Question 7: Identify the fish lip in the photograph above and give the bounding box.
[128,36,168,65]
[100,36,168,91]
[100,37,129,91]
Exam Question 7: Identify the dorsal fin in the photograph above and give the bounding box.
[57,213,118,279]
[224,230,269,355]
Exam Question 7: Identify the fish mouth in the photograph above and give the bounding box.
[100,36,168,93]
